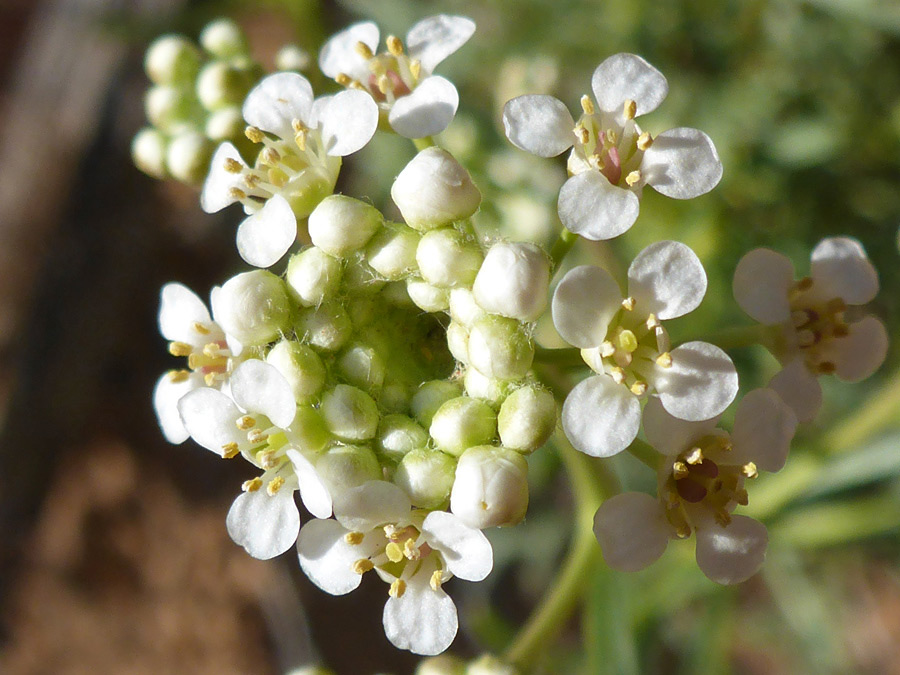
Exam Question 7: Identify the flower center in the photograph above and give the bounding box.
[787,277,849,375]
[338,37,421,107]
[167,321,231,386]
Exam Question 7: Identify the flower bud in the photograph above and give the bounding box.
[406,279,450,312]
[337,341,385,394]
[391,147,481,231]
[446,322,469,363]
[429,397,497,457]
[449,288,484,327]
[145,85,196,131]
[415,654,465,675]
[212,270,292,346]
[275,44,311,72]
[366,223,420,280]
[199,18,248,59]
[320,384,380,441]
[467,654,520,675]
[463,367,511,406]
[286,247,342,307]
[450,446,529,528]
[497,386,556,453]
[342,260,386,295]
[379,379,411,414]
[131,127,168,179]
[287,406,331,454]
[316,444,382,493]
[205,106,244,141]
[375,414,429,463]
[295,302,352,352]
[165,131,214,184]
[381,281,415,307]
[266,340,326,402]
[308,195,383,257]
[196,61,251,111]
[416,228,484,288]
[473,242,550,322]
[144,35,200,86]
[467,316,534,380]
[395,448,457,509]
[411,380,462,428]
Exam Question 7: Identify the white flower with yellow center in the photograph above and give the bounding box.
[201,72,378,267]
[552,241,738,458]
[733,237,888,422]
[177,359,332,559]
[594,389,796,584]
[297,480,493,656]
[319,15,475,138]
[153,282,234,444]
[502,53,722,240]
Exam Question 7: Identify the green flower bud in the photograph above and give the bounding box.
[321,384,380,441]
[463,367,511,406]
[275,44,311,72]
[145,85,197,131]
[205,106,244,141]
[411,380,462,428]
[266,340,326,402]
[165,131,214,184]
[446,322,469,363]
[287,406,331,454]
[199,18,248,59]
[429,397,497,457]
[498,386,556,453]
[295,302,352,352]
[467,316,534,380]
[449,288,484,327]
[316,444,382,492]
[286,248,342,307]
[395,448,457,509]
[366,223,421,280]
[337,341,385,394]
[196,61,251,111]
[380,378,412,414]
[342,260,386,295]
[144,35,201,86]
[131,127,168,179]
[406,279,450,312]
[473,242,550,322]
[375,414,428,463]
[467,654,519,675]
[450,446,529,529]
[416,228,483,288]
[213,270,292,346]
[416,654,465,675]
[308,195,383,257]
[381,281,415,307]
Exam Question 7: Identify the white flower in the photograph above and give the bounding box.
[319,15,475,138]
[733,237,888,422]
[472,241,550,322]
[552,241,738,457]
[594,389,796,584]
[153,282,233,444]
[177,359,332,559]
[502,53,722,240]
[201,72,379,267]
[297,480,493,655]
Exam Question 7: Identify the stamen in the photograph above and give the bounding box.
[623,99,637,120]
[409,59,422,81]
[167,369,190,383]
[637,132,653,151]
[403,538,420,560]
[621,296,636,311]
[242,477,263,492]
[224,158,243,173]
[735,489,749,506]
[354,41,374,60]
[267,476,285,495]
[685,447,704,465]
[575,125,590,145]
[656,352,673,368]
[389,579,407,598]
[248,429,270,445]
[222,442,240,459]
[630,380,648,396]
[192,322,211,335]
[826,298,847,313]
[618,329,638,353]
[345,531,365,545]
[244,126,264,143]
[714,510,732,527]
[599,341,616,358]
[741,462,758,479]
[672,461,689,479]
[385,542,404,563]
[646,313,661,330]
[168,341,193,357]
[236,415,256,430]
[353,558,374,574]
[377,73,392,95]
[386,35,404,56]
[580,95,595,115]
[335,73,353,86]
[203,343,222,358]
[261,147,281,165]
[204,373,218,386]
[430,570,443,591]
[609,366,626,384]
[228,187,247,200]
[257,449,278,469]
[625,170,642,186]
[605,128,618,145]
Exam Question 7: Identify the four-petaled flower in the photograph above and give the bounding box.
[319,15,475,138]
[733,237,888,422]
[503,53,722,240]
[594,389,796,584]
[552,240,738,457]
[297,480,492,655]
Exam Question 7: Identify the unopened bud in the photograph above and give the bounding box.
[145,85,196,131]
[416,228,484,288]
[286,247,343,307]
[196,61,251,111]
[275,44,311,72]
[342,261,386,296]
[165,131,214,183]
[199,18,248,59]
[406,279,450,312]
[467,654,520,675]
[212,270,292,346]
[429,397,498,457]
[411,380,462,428]
[144,35,201,86]
[473,242,550,322]
[498,386,556,453]
[415,654,465,675]
[266,340,326,402]
[205,106,244,141]
[321,384,380,441]
[366,223,421,280]
[446,322,469,363]
[131,127,168,179]
[450,446,529,528]
[287,406,331,454]
[449,288,484,327]
[295,302,352,351]
[337,341,386,394]
[463,367,511,406]
[316,444,382,492]
[395,448,457,509]
[309,195,384,257]
[467,315,534,380]
[375,414,429,464]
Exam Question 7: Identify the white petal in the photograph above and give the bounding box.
[201,143,247,213]
[153,371,203,444]
[551,265,621,348]
[562,375,641,457]
[389,75,459,138]
[177,387,242,455]
[158,282,211,343]
[642,128,723,199]
[333,481,411,533]
[654,342,739,422]
[591,53,668,117]
[318,89,379,155]
[406,15,476,74]
[768,358,823,424]
[236,194,297,268]
[642,396,719,457]
[226,488,300,560]
[730,388,797,472]
[502,95,575,158]
[593,492,671,572]
[243,72,314,139]
[557,171,640,241]
[829,316,888,382]
[627,240,707,320]
[810,237,879,305]
[421,511,493,582]
[230,360,296,428]
[287,449,333,519]
[383,562,458,655]
[732,248,794,325]
[297,518,367,595]
[319,22,379,81]
[695,516,768,585]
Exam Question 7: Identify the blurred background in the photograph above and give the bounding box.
[1,0,899,673]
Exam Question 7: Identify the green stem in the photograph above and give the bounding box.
[627,439,659,470]
[533,346,583,367]
[823,367,900,455]
[549,227,577,272]
[698,323,769,351]
[412,136,435,151]
[503,436,609,670]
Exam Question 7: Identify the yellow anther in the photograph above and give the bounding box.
[387,35,404,56]
[389,579,407,598]
[203,343,221,358]
[224,158,243,173]
[576,125,590,145]
[168,369,190,383]
[294,131,307,152]
[228,187,247,200]
[791,310,812,328]
[630,381,648,396]
[243,173,261,188]
[409,59,422,81]
[656,352,673,368]
[609,366,626,384]
[618,329,638,353]
[377,73,392,95]
[344,531,365,545]
[742,462,758,479]
[335,73,353,86]
[599,341,616,358]
[245,126,264,143]
[242,477,263,492]
[818,361,836,375]
[792,277,814,295]
[625,170,642,186]
[606,128,618,144]
[430,570,443,591]
[168,341,193,357]
[385,542,404,563]
[720,439,733,452]
[192,322,211,335]
[355,41,374,60]
[714,510,732,527]
[257,449,278,469]
[580,95,595,115]
[646,313,661,329]
[222,442,240,459]
[672,461,689,479]
[621,296,636,311]
[262,147,281,165]
[685,447,704,465]
[267,476,286,495]
[248,429,270,445]
[735,489,749,506]
[623,99,637,120]
[353,558,374,574]
[204,373,218,386]
[403,538,420,560]
[637,132,653,151]
[676,525,692,539]
[236,415,256,430]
